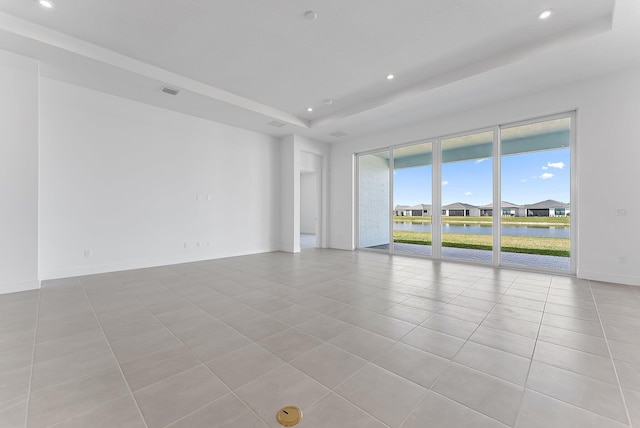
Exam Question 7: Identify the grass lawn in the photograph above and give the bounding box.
[393,230,570,257]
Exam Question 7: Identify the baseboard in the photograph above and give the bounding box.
[0,279,41,294]
[39,247,278,281]
[577,269,640,286]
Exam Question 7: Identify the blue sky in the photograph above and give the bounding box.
[393,148,570,206]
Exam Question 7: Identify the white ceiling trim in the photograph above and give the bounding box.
[0,11,309,129]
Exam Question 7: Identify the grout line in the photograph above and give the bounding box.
[512,273,553,428]
[81,283,150,428]
[23,289,42,428]
[588,279,634,428]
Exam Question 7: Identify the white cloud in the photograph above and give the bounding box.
[464,191,472,196]
[540,173,554,180]
[548,162,565,169]
[521,179,527,183]
[442,181,449,186]
[542,166,549,170]
[475,158,488,165]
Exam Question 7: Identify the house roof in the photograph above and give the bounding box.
[525,199,570,209]
[444,202,479,210]
[410,204,432,210]
[394,205,411,210]
[479,201,523,209]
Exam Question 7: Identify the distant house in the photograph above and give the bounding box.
[525,199,570,217]
[409,204,431,216]
[393,205,411,216]
[479,201,525,217]
[442,202,480,217]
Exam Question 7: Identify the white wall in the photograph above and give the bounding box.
[300,173,319,234]
[39,78,281,279]
[0,50,39,293]
[357,154,390,248]
[329,66,640,286]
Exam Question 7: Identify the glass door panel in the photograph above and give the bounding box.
[441,131,494,263]
[500,117,571,270]
[392,142,433,256]
[358,150,391,250]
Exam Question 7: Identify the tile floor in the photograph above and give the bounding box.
[0,249,638,428]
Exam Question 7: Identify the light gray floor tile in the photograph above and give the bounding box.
[537,324,609,357]
[110,327,180,363]
[482,314,540,339]
[614,360,640,393]
[438,303,488,324]
[295,314,354,340]
[291,343,366,389]
[533,341,617,384]
[517,389,629,428]
[624,388,640,427]
[421,314,479,339]
[120,344,200,391]
[134,364,229,428]
[27,368,130,428]
[167,393,268,428]
[469,325,536,358]
[31,345,117,392]
[232,316,290,341]
[402,392,508,428]
[235,365,330,428]
[541,313,603,337]
[49,395,146,428]
[608,340,640,365]
[330,327,395,361]
[373,342,449,388]
[383,304,432,324]
[0,399,26,428]
[207,343,285,390]
[526,361,627,423]
[257,328,322,362]
[432,363,523,426]
[183,326,251,362]
[400,326,465,360]
[454,341,530,386]
[335,364,427,428]
[304,392,387,428]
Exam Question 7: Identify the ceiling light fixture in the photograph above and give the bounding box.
[39,0,54,8]
[304,11,317,21]
[323,99,333,105]
[387,74,395,80]
[307,107,313,112]
[539,10,552,20]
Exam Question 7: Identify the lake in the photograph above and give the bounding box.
[394,221,570,238]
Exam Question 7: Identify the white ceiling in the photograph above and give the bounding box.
[0,0,638,143]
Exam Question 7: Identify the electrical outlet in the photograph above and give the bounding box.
[183,242,188,249]
[619,256,626,264]
[616,208,627,216]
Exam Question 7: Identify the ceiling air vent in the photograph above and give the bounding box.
[330,131,348,138]
[161,85,180,96]
[267,120,286,128]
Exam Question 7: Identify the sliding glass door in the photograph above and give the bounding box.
[392,143,433,256]
[441,131,494,263]
[500,117,572,271]
[356,113,573,273]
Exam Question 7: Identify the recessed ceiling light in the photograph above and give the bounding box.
[387,74,395,80]
[39,0,54,8]
[323,99,333,105]
[307,107,313,112]
[304,11,317,21]
[539,10,552,20]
